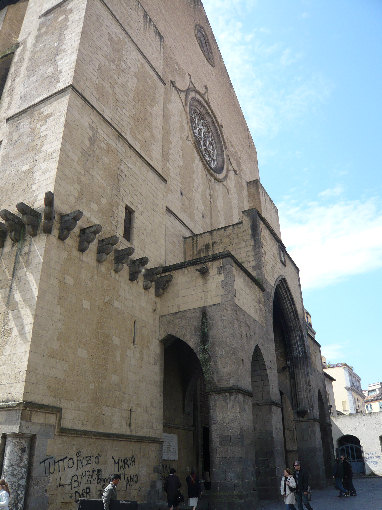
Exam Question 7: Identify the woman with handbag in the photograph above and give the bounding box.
[0,479,10,510]
[186,469,201,510]
[280,468,297,510]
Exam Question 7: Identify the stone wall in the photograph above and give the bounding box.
[332,413,382,476]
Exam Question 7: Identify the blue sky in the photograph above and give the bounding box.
[202,0,382,387]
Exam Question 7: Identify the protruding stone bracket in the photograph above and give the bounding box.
[129,257,149,281]
[155,274,173,297]
[58,210,83,241]
[114,247,135,273]
[196,265,209,275]
[43,191,54,234]
[97,235,119,263]
[0,210,25,242]
[16,202,42,237]
[143,266,163,290]
[78,224,102,252]
[0,222,7,248]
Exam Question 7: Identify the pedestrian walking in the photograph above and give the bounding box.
[164,468,181,510]
[102,474,121,510]
[186,469,201,510]
[333,458,347,497]
[341,455,357,496]
[293,460,313,510]
[0,479,10,510]
[280,468,297,509]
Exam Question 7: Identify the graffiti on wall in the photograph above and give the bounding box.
[40,451,139,502]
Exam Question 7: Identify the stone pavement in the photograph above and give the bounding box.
[257,477,382,510]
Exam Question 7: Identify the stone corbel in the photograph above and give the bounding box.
[143,267,163,290]
[129,257,149,281]
[78,224,102,252]
[0,222,7,248]
[0,210,24,242]
[43,191,54,234]
[155,274,173,297]
[16,202,42,237]
[114,247,135,273]
[97,235,119,263]
[58,210,83,241]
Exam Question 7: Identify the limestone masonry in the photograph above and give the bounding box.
[0,1,333,509]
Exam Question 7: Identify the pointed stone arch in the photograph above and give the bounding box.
[162,335,210,489]
[272,277,312,415]
[251,345,278,498]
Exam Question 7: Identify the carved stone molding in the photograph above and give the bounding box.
[97,235,119,263]
[43,191,54,234]
[78,224,102,252]
[129,257,149,281]
[155,274,173,297]
[114,247,135,273]
[58,210,83,241]
[16,202,41,237]
[0,222,7,248]
[0,209,24,242]
[143,266,163,290]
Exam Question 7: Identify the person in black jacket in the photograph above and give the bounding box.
[333,458,347,497]
[164,468,181,510]
[341,455,357,496]
[293,461,313,510]
[186,469,201,510]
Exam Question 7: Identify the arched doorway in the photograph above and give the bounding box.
[273,284,300,468]
[251,345,278,498]
[162,336,210,489]
[337,435,365,474]
[318,390,333,478]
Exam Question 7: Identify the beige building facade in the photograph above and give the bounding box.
[0,1,332,509]
[323,363,365,415]
[364,382,382,413]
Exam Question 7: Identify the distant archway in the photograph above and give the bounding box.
[162,336,210,488]
[337,435,365,474]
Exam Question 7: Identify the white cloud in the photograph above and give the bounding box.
[278,196,382,290]
[318,185,344,198]
[321,343,347,363]
[202,1,332,142]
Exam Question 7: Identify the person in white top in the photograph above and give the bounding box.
[0,479,10,510]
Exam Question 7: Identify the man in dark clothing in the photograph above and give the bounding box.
[293,461,313,510]
[341,455,357,496]
[333,458,347,497]
[164,468,181,510]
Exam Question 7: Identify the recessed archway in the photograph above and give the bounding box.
[162,336,210,490]
[251,345,277,498]
[337,435,365,474]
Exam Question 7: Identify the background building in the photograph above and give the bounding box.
[323,362,365,414]
[0,1,333,509]
[364,382,382,413]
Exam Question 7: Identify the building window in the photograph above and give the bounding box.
[379,402,382,411]
[123,205,134,242]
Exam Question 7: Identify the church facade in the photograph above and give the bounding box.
[0,1,332,509]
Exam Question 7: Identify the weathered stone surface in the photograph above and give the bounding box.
[0,1,331,509]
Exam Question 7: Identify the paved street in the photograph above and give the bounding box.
[258,477,382,510]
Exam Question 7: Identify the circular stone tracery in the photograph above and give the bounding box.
[189,97,225,176]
